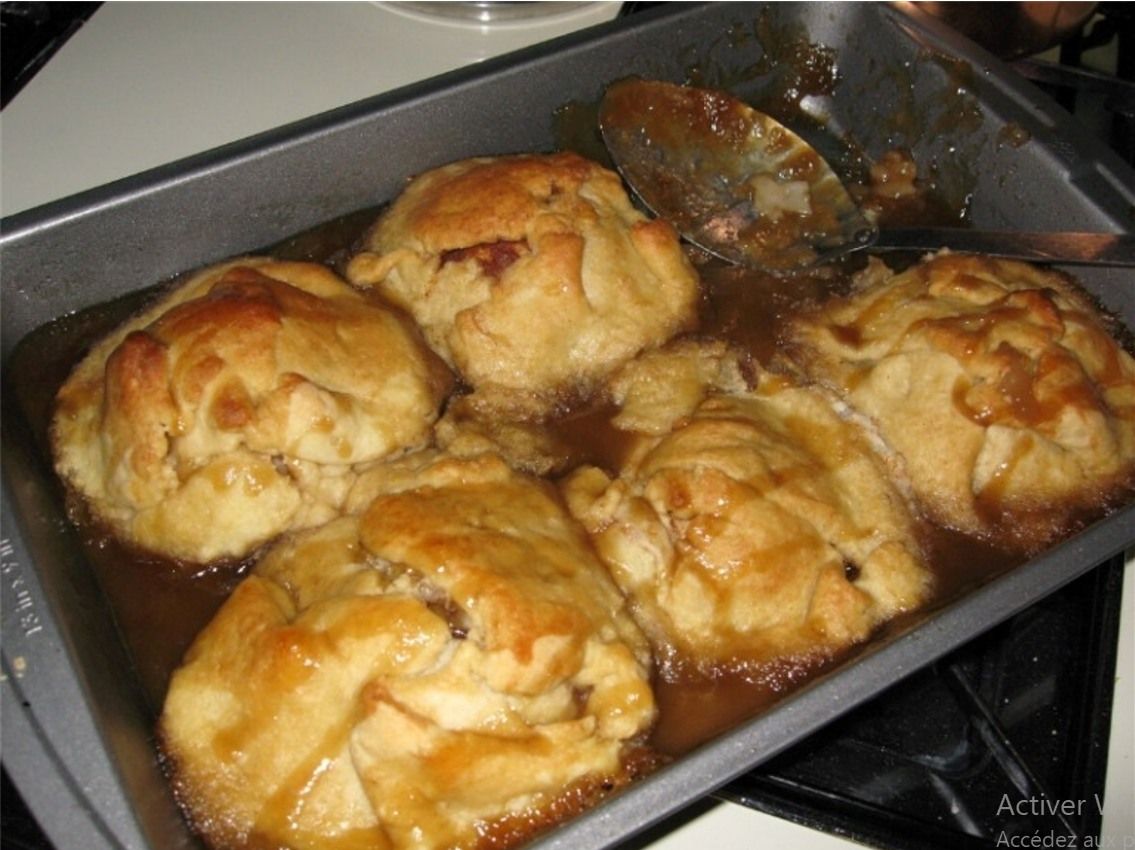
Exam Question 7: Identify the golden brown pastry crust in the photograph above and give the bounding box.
[784,252,1135,551]
[161,452,656,850]
[563,350,931,676]
[603,336,756,435]
[346,152,701,417]
[52,258,452,563]
[433,394,580,477]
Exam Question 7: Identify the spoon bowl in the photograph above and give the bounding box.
[598,77,877,272]
[598,78,1135,272]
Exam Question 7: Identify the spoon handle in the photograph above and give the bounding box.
[874,228,1135,267]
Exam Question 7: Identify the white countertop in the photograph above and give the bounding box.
[1,4,1131,850]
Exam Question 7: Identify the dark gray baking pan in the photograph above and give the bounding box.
[2,4,1133,850]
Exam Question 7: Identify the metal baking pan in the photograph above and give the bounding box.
[2,4,1133,850]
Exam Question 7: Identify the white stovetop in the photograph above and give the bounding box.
[1,4,1131,850]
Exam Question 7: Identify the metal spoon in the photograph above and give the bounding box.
[598,77,1135,272]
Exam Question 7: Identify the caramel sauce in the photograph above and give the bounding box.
[9,196,1015,744]
[997,123,1032,151]
[694,257,857,363]
[8,160,1101,848]
[650,654,844,755]
[65,503,247,712]
[547,402,640,475]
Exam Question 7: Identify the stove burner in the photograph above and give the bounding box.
[724,555,1124,849]
[1,769,51,849]
[0,2,100,108]
[1013,3,1135,167]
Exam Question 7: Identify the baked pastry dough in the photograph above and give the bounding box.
[346,152,701,417]
[52,258,452,563]
[433,395,580,476]
[604,337,755,435]
[784,252,1135,551]
[563,353,931,675]
[430,338,755,476]
[161,452,656,850]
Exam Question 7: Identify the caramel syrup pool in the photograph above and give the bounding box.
[7,202,1025,757]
